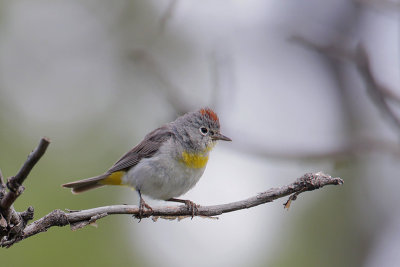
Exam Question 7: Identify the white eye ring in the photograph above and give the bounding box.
[199,126,208,135]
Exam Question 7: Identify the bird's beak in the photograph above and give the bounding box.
[212,133,232,141]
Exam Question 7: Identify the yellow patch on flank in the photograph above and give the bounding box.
[100,171,125,185]
[181,151,209,169]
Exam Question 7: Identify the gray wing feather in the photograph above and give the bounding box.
[107,125,173,173]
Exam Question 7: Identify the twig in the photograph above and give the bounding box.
[355,44,400,133]
[0,169,5,190]
[292,36,400,134]
[0,138,50,247]
[1,172,343,248]
[0,137,50,212]
[10,138,50,188]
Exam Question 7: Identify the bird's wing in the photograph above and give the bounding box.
[107,125,173,173]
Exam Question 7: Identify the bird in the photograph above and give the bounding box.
[62,108,231,218]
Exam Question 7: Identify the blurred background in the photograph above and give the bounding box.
[0,0,399,266]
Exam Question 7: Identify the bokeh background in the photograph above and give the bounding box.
[1,0,399,266]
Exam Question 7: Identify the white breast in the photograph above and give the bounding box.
[122,140,207,200]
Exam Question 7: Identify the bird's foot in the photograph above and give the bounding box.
[167,198,199,219]
[184,200,199,219]
[136,198,153,222]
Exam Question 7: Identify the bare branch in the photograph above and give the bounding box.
[355,44,400,132]
[292,36,400,135]
[0,169,5,190]
[1,172,343,248]
[0,138,343,248]
[0,138,50,247]
[292,36,400,103]
[0,137,50,212]
[11,138,50,188]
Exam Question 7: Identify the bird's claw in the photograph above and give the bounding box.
[136,198,153,222]
[183,200,199,219]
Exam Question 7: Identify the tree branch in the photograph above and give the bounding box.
[0,138,343,248]
[0,137,50,247]
[291,36,400,134]
[0,137,50,211]
[1,171,343,248]
[354,44,400,133]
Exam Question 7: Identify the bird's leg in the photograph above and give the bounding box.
[137,190,153,221]
[167,198,199,218]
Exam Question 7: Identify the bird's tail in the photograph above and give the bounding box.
[62,171,125,194]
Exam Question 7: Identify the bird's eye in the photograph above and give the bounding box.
[199,127,208,135]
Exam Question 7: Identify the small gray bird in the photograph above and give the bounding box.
[62,108,231,217]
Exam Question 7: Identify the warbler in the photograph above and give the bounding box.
[62,108,231,217]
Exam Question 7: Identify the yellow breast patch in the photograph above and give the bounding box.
[100,171,125,185]
[180,151,209,169]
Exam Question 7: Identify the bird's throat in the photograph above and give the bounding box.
[180,151,210,169]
